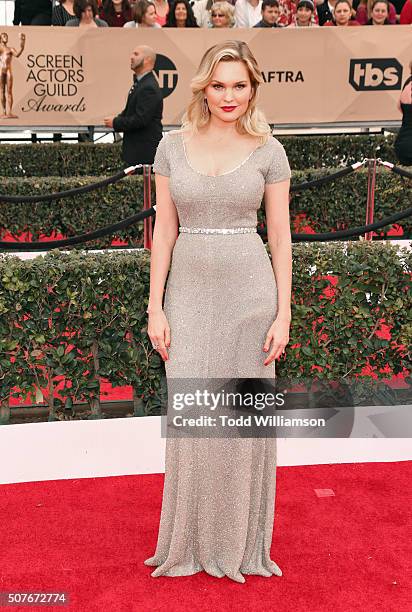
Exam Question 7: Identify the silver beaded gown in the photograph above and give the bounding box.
[144,130,291,583]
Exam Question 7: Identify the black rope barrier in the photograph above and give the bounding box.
[1,201,411,251]
[0,165,143,204]
[392,167,412,180]
[0,158,407,206]
[0,206,155,251]
[378,160,412,181]
[290,164,359,192]
[0,159,410,251]
[0,161,362,204]
[259,202,412,241]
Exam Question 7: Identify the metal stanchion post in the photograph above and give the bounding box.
[143,164,153,250]
[365,159,376,241]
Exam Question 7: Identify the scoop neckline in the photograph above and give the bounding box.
[179,132,267,178]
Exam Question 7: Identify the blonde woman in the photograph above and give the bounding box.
[144,40,292,583]
[209,1,236,26]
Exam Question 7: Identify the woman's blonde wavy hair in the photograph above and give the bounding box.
[180,40,271,144]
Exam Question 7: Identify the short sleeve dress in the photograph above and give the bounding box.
[144,130,291,583]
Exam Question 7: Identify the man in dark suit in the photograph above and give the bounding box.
[13,0,52,25]
[316,0,335,25]
[104,45,163,165]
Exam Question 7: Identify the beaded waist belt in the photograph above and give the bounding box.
[179,226,257,235]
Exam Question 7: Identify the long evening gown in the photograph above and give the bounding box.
[144,130,291,583]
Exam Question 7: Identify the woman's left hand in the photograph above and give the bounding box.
[263,315,291,366]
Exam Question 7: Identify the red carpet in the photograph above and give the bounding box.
[1,461,410,611]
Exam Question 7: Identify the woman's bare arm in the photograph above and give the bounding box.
[147,174,179,313]
[264,178,292,322]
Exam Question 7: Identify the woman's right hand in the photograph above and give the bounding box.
[147,310,171,361]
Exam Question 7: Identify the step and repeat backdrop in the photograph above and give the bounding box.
[0,26,411,126]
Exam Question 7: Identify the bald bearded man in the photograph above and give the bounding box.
[104,45,163,166]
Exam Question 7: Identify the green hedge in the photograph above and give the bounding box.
[0,134,398,177]
[288,167,412,238]
[0,243,410,422]
[0,168,410,246]
[0,175,145,248]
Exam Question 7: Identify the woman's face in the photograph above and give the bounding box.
[81,5,95,20]
[296,7,312,24]
[175,2,188,21]
[143,5,157,25]
[204,60,253,125]
[334,3,351,24]
[112,0,123,7]
[371,2,388,23]
[211,9,230,27]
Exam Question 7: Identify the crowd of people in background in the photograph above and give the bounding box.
[12,0,412,28]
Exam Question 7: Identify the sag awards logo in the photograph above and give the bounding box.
[1,31,86,117]
[0,31,25,119]
[349,58,403,91]
[153,54,178,97]
[23,51,86,113]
